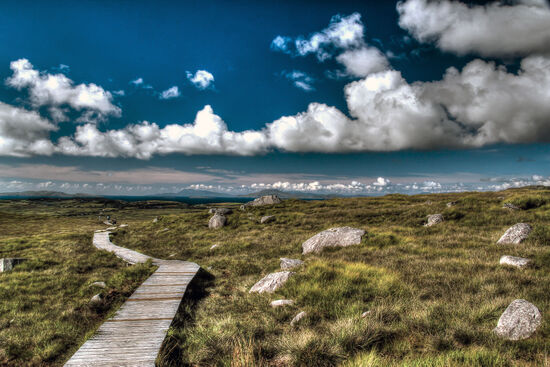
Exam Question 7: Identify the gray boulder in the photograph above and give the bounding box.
[302,227,365,254]
[424,214,444,227]
[500,255,531,269]
[243,195,282,208]
[271,299,295,308]
[280,258,303,270]
[290,311,307,326]
[497,223,532,244]
[249,271,294,293]
[261,215,276,224]
[208,214,227,229]
[89,294,103,305]
[209,208,233,215]
[493,299,542,340]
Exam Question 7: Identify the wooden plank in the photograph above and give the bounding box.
[64,231,200,366]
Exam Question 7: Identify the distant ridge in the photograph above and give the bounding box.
[155,189,229,198]
[0,190,98,198]
[240,189,338,199]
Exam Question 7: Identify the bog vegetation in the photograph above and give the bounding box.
[0,188,549,366]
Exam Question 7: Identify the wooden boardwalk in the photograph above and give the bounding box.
[65,231,200,367]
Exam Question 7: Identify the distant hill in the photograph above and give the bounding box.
[240,189,338,199]
[0,190,97,198]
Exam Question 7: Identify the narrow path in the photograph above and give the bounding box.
[65,231,200,367]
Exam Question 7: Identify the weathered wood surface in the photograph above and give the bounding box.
[64,231,200,366]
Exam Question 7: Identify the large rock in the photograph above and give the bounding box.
[424,214,444,227]
[0,258,26,272]
[249,271,294,293]
[302,227,365,254]
[243,195,282,208]
[493,299,542,340]
[497,223,532,244]
[500,255,531,269]
[208,214,227,229]
[280,258,303,270]
[261,215,276,224]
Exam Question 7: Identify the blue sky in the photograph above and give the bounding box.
[0,0,549,195]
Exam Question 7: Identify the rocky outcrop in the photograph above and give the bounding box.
[424,214,444,227]
[242,195,282,209]
[249,271,294,293]
[499,255,531,269]
[497,223,532,244]
[493,299,542,340]
[261,215,276,224]
[208,214,227,229]
[280,258,303,270]
[302,227,365,254]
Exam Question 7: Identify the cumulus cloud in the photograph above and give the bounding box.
[0,102,56,157]
[336,47,389,77]
[130,77,144,85]
[6,59,121,122]
[397,0,550,56]
[186,70,214,90]
[159,86,181,99]
[281,70,315,91]
[56,105,268,158]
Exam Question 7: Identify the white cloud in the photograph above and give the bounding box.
[373,177,391,186]
[56,105,268,158]
[130,77,144,85]
[0,102,56,157]
[6,59,121,122]
[112,90,125,96]
[336,47,389,77]
[397,0,550,56]
[281,70,315,91]
[159,86,181,99]
[186,70,214,90]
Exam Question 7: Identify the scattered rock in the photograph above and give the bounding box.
[361,311,372,318]
[493,299,542,340]
[90,281,106,288]
[209,208,233,215]
[503,203,520,210]
[271,299,295,308]
[0,258,26,272]
[260,215,276,224]
[89,294,103,305]
[302,227,365,255]
[500,255,531,269]
[208,214,227,229]
[210,244,219,250]
[280,258,303,270]
[424,214,444,227]
[249,271,294,293]
[446,201,457,207]
[290,311,307,326]
[497,223,532,244]
[243,195,282,208]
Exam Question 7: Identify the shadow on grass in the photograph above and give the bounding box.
[156,267,215,367]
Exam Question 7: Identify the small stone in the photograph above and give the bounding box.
[280,258,303,270]
[493,299,541,340]
[169,253,176,257]
[290,311,307,326]
[208,214,227,229]
[424,214,444,227]
[105,226,117,231]
[90,294,103,305]
[271,299,295,308]
[361,311,372,318]
[152,217,158,223]
[503,203,520,210]
[210,244,219,250]
[91,281,106,288]
[497,223,532,244]
[260,215,276,224]
[249,271,294,293]
[119,224,128,228]
[425,200,433,205]
[500,255,531,269]
[446,201,457,207]
[302,227,366,254]
[0,258,26,272]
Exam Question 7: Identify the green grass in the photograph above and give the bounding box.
[1,189,550,366]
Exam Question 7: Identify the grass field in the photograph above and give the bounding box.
[0,188,549,366]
